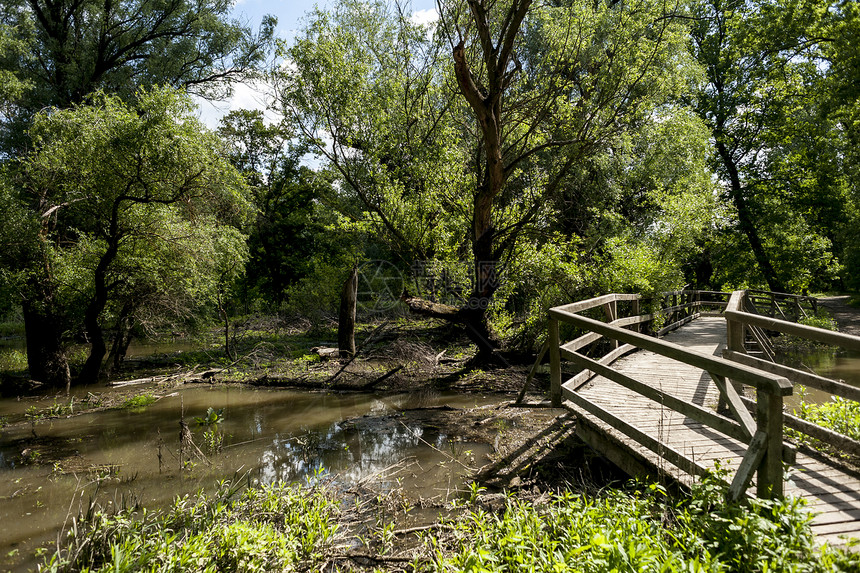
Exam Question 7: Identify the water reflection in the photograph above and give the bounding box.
[0,386,494,572]
[779,348,860,408]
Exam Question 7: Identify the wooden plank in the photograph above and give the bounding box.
[565,392,710,479]
[555,294,624,314]
[747,325,775,361]
[549,309,792,394]
[563,350,751,445]
[562,331,602,353]
[549,318,561,407]
[657,313,699,337]
[517,339,549,403]
[729,431,768,501]
[724,309,860,351]
[757,389,784,498]
[710,373,756,440]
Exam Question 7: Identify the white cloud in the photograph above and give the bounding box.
[194,80,281,130]
[410,8,438,26]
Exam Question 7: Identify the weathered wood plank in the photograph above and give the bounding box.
[563,349,751,445]
[550,309,792,394]
[564,392,710,479]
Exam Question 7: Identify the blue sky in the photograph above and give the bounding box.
[233,0,438,37]
[196,0,439,126]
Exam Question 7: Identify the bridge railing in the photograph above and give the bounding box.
[549,290,793,499]
[724,290,860,457]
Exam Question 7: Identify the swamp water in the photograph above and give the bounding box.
[780,348,860,409]
[0,385,497,572]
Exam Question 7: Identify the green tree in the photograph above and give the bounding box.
[432,0,694,349]
[14,88,250,385]
[0,0,275,153]
[277,0,469,267]
[218,110,343,308]
[688,0,852,293]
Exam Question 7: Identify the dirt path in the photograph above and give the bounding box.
[819,295,860,337]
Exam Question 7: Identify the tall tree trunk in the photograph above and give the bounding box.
[105,304,133,378]
[338,267,358,358]
[78,227,121,384]
[22,299,70,388]
[716,141,786,293]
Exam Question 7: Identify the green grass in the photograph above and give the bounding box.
[119,394,157,411]
[41,478,340,573]
[39,472,858,573]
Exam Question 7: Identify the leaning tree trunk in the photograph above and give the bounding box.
[400,1,531,359]
[716,142,786,294]
[78,234,121,384]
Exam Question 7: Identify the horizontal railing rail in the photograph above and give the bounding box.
[723,290,860,457]
[549,289,791,500]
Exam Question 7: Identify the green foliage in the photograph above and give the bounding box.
[794,393,860,444]
[798,315,838,332]
[41,479,340,572]
[688,0,857,293]
[194,407,225,427]
[0,348,26,373]
[0,0,274,153]
[9,87,252,382]
[433,476,856,572]
[119,394,157,412]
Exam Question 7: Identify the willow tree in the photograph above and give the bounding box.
[276,0,469,267]
[429,0,694,350]
[14,88,250,385]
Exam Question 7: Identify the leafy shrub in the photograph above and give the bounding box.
[433,475,858,572]
[793,392,860,443]
[41,479,339,572]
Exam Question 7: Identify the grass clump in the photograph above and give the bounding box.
[119,394,157,411]
[39,472,858,573]
[792,390,860,446]
[41,479,340,573]
[433,476,857,573]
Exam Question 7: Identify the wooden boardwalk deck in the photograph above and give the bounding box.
[565,316,860,547]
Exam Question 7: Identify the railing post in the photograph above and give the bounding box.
[722,291,747,412]
[756,388,784,498]
[549,317,562,407]
[604,300,618,349]
[672,292,678,323]
[631,297,640,333]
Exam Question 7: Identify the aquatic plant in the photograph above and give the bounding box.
[194,407,224,426]
[119,394,157,411]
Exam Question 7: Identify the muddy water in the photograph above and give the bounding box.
[0,386,497,572]
[780,349,860,409]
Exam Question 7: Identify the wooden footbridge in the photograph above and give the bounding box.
[546,289,860,547]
